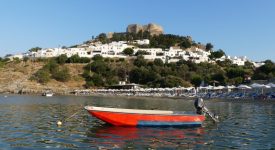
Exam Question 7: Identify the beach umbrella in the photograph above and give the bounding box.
[266,83,275,88]
[212,85,222,90]
[250,83,271,94]
[250,83,265,88]
[250,83,271,89]
[199,86,208,89]
[226,85,236,89]
[207,85,214,90]
[225,85,236,92]
[263,85,271,88]
[237,84,251,96]
[139,88,145,92]
[237,84,251,89]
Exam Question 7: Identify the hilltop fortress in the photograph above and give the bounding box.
[7,23,258,67]
[126,23,164,36]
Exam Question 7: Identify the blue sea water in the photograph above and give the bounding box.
[0,95,274,149]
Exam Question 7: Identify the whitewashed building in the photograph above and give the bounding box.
[252,62,265,68]
[64,48,90,58]
[133,39,150,45]
[134,48,163,60]
[19,39,258,66]
[89,41,134,57]
[187,48,210,63]
[231,56,247,66]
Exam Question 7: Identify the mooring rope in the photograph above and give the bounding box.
[57,106,85,126]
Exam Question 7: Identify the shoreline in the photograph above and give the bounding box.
[1,91,275,103]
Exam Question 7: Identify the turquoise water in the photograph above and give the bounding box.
[0,95,274,149]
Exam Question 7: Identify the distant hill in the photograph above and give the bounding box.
[0,61,85,95]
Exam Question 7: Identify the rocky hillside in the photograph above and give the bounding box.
[0,61,86,95]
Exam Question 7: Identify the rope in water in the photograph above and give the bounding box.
[57,107,84,126]
[64,109,83,121]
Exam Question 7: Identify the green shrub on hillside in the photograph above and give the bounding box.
[31,60,71,83]
[123,48,134,56]
[31,69,51,84]
[56,54,68,65]
[52,67,71,82]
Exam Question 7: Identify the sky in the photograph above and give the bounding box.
[0,0,274,61]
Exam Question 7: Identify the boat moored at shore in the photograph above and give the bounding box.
[42,90,54,97]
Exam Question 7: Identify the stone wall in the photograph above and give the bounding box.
[127,23,164,36]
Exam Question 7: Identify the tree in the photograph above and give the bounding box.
[56,54,68,65]
[209,49,225,60]
[91,73,104,86]
[180,39,192,49]
[90,61,109,75]
[244,61,254,69]
[191,75,202,87]
[78,57,91,63]
[216,59,232,67]
[117,67,127,81]
[68,54,80,63]
[23,57,29,63]
[145,71,161,85]
[2,58,10,62]
[33,69,50,84]
[228,77,243,85]
[29,47,42,52]
[43,60,59,74]
[135,50,150,56]
[123,48,134,56]
[226,67,245,79]
[154,58,164,66]
[129,67,142,83]
[52,67,71,82]
[177,64,189,80]
[211,72,226,85]
[205,43,214,51]
[133,55,147,67]
[97,33,109,44]
[252,60,275,80]
[106,76,119,85]
[92,54,104,62]
[13,57,20,63]
[85,80,94,88]
[158,75,188,88]
[259,60,274,74]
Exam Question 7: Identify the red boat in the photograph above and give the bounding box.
[85,106,205,127]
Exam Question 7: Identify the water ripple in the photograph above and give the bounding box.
[0,95,275,149]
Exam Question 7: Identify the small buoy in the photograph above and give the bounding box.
[57,120,62,126]
[4,95,7,98]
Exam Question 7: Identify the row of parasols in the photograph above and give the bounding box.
[199,83,275,90]
[73,83,275,94]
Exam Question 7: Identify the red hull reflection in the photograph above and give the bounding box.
[87,126,205,149]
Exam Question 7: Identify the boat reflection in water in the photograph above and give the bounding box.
[87,125,205,149]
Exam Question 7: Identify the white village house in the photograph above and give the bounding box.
[7,39,263,67]
[217,55,248,66]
